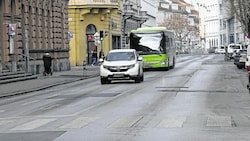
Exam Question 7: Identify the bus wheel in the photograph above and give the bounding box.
[172,57,175,69]
[165,59,170,71]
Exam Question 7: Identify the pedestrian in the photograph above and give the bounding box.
[99,50,105,59]
[91,50,97,66]
[43,52,52,76]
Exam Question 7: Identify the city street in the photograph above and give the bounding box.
[1,54,250,141]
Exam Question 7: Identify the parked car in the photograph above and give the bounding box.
[234,49,247,69]
[208,47,217,54]
[100,49,144,84]
[227,43,243,59]
[215,46,225,54]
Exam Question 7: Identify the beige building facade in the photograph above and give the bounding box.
[68,0,121,66]
[0,0,70,74]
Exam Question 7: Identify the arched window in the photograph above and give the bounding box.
[86,24,97,64]
[86,24,96,34]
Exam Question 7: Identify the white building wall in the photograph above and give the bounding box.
[172,4,178,10]
[217,0,245,47]
[204,0,220,49]
[157,10,165,25]
[156,1,171,25]
[141,0,158,27]
[197,0,207,49]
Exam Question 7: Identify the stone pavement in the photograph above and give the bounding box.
[0,65,100,98]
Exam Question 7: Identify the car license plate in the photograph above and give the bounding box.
[113,74,124,78]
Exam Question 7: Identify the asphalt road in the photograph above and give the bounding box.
[0,54,250,141]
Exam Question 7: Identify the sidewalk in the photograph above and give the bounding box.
[0,65,100,98]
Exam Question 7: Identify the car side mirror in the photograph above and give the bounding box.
[138,56,143,61]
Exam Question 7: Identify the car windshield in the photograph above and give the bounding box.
[229,45,241,49]
[130,33,164,55]
[106,52,135,61]
[238,49,247,54]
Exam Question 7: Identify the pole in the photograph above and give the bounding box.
[9,35,17,72]
[24,30,30,72]
[101,40,104,59]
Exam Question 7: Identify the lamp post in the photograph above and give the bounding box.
[8,23,17,72]
[121,2,148,48]
[121,3,134,48]
[24,30,30,73]
[138,11,148,27]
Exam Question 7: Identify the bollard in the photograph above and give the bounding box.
[83,60,87,70]
[83,60,87,77]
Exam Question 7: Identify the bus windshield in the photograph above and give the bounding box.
[130,33,165,55]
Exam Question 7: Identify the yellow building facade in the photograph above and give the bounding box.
[68,0,121,66]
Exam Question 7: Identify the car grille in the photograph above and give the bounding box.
[108,66,129,72]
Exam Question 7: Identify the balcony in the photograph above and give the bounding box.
[69,0,119,8]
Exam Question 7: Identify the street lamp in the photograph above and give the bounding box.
[121,3,134,48]
[121,2,149,48]
[8,23,17,72]
[138,11,148,26]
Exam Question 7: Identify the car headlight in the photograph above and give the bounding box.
[103,65,110,69]
[127,64,135,69]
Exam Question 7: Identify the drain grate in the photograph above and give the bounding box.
[206,116,236,127]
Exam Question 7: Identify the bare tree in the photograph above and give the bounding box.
[225,0,250,35]
[159,14,198,49]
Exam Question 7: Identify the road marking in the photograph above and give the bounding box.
[40,104,60,111]
[11,118,56,131]
[59,117,98,129]
[157,117,186,128]
[206,116,232,127]
[108,116,143,128]
[21,100,39,106]
[0,110,5,113]
[0,119,14,126]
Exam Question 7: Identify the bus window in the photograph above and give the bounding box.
[170,38,174,48]
[166,37,170,49]
[130,33,164,54]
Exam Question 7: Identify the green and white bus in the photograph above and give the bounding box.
[129,27,176,70]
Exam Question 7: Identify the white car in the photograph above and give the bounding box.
[100,49,144,84]
[246,45,250,70]
[234,49,247,69]
[227,43,243,54]
[226,43,243,60]
[215,46,225,54]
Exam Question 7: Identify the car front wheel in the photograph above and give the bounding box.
[134,71,142,83]
[100,78,106,84]
[100,77,111,84]
[140,73,144,82]
[135,76,141,83]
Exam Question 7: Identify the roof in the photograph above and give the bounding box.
[108,49,135,53]
[131,27,167,33]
